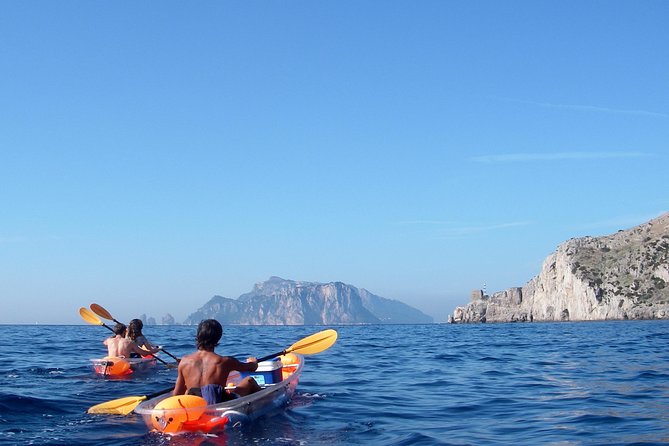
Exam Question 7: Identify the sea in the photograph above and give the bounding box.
[1,321,668,445]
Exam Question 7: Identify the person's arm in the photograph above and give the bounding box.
[173,363,186,395]
[103,338,111,356]
[138,335,156,350]
[230,356,258,372]
[131,342,160,357]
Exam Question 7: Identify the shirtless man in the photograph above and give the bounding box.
[104,323,161,358]
[173,319,261,404]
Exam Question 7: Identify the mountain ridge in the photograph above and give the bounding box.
[184,277,433,325]
[450,213,669,323]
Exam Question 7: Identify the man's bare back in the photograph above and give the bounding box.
[174,350,258,396]
[173,319,261,403]
[104,335,158,358]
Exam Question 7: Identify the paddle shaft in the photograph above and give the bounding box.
[99,321,115,334]
[87,386,174,414]
[146,386,175,400]
[257,350,287,363]
[155,348,179,362]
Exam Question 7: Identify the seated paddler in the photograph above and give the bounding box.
[173,319,261,404]
[104,323,161,358]
[127,318,159,357]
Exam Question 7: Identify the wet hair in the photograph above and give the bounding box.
[127,319,144,341]
[113,323,127,336]
[196,319,223,351]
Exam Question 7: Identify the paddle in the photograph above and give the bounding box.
[79,307,115,333]
[78,307,175,368]
[87,328,339,415]
[257,328,338,362]
[89,303,180,362]
[88,386,174,415]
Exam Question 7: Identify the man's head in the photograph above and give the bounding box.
[196,319,223,351]
[113,323,127,336]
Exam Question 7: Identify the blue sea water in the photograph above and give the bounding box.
[1,321,668,445]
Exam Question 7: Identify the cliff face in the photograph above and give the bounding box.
[184,276,434,325]
[451,213,669,323]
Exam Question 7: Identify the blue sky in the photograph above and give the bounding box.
[1,1,667,324]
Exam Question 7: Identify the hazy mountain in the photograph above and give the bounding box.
[184,277,433,325]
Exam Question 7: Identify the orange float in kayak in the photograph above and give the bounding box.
[151,395,208,433]
[90,356,157,377]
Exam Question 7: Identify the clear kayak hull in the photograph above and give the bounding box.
[134,354,304,434]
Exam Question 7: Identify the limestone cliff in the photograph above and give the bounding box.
[451,213,669,323]
[184,276,433,325]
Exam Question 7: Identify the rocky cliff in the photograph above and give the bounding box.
[184,276,433,325]
[451,213,669,323]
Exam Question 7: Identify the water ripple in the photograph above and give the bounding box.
[1,322,668,445]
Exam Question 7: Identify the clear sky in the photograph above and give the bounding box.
[1,1,667,324]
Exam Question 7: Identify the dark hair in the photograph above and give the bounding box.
[127,319,144,341]
[113,323,127,336]
[196,319,223,351]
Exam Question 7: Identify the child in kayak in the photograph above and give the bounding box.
[104,323,161,358]
[127,319,157,356]
[173,319,261,404]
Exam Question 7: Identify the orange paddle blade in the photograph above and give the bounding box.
[90,303,114,321]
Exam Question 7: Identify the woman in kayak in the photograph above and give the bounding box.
[105,323,161,358]
[173,319,261,405]
[127,319,157,356]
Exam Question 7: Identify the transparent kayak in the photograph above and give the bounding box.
[90,356,157,377]
[134,353,303,434]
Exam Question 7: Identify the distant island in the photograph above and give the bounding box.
[450,212,669,323]
[183,276,434,325]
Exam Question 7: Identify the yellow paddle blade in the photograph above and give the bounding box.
[79,307,103,326]
[88,387,174,415]
[287,329,338,356]
[88,395,147,415]
[90,303,114,321]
